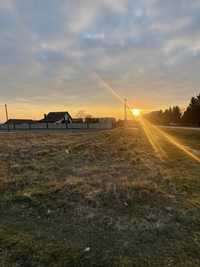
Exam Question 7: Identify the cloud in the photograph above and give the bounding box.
[0,0,15,10]
[66,0,128,33]
[0,0,200,119]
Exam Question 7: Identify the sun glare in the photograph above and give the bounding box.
[132,109,141,117]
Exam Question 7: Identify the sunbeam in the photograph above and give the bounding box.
[139,117,167,159]
[94,73,125,104]
[140,118,200,164]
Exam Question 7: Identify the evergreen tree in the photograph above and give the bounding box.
[146,106,181,125]
[172,106,181,123]
[182,94,200,126]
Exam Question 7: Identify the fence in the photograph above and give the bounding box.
[0,121,115,131]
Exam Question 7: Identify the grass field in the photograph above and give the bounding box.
[0,128,200,267]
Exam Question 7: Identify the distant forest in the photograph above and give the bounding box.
[146,94,200,126]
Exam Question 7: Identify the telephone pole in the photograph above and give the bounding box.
[124,98,127,122]
[5,104,8,122]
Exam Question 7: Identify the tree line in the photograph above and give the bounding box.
[145,93,200,126]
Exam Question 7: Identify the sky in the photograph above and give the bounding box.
[1,0,200,121]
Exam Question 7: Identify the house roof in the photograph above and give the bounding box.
[5,119,34,124]
[41,112,72,123]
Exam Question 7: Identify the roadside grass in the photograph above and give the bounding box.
[158,128,200,195]
[0,128,199,266]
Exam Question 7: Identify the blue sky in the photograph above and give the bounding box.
[0,0,200,120]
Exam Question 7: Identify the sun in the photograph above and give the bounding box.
[131,108,141,117]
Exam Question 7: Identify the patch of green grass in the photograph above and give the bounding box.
[0,228,92,267]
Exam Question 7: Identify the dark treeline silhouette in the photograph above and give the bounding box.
[182,94,200,126]
[146,93,200,126]
[145,106,181,125]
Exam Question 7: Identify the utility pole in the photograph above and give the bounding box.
[5,104,9,131]
[124,98,127,122]
[5,104,8,122]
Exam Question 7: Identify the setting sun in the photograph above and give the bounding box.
[131,108,141,117]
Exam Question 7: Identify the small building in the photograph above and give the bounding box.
[5,119,34,125]
[39,112,72,123]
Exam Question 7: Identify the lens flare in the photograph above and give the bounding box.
[92,73,200,165]
[93,73,124,104]
[140,118,167,159]
[139,118,200,164]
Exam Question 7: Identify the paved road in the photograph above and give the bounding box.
[160,126,200,131]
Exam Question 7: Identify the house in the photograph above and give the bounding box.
[39,112,72,123]
[5,119,34,125]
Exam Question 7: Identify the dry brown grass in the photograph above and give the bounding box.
[0,128,199,266]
